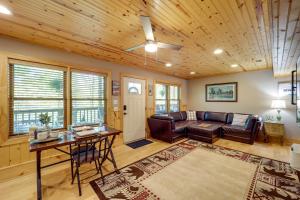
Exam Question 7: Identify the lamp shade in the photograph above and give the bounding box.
[271,100,286,109]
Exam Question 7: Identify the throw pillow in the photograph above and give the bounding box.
[187,111,197,120]
[231,114,249,126]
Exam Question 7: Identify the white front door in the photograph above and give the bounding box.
[122,77,146,143]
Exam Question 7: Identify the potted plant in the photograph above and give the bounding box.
[39,113,51,134]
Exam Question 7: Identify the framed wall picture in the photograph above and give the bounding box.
[112,80,120,96]
[148,84,153,96]
[206,82,238,102]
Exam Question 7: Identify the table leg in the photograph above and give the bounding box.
[108,136,119,173]
[36,150,42,200]
[100,136,119,173]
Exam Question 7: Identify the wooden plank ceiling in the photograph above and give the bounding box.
[0,0,297,79]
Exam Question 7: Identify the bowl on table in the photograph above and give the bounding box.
[50,131,59,138]
[37,132,48,141]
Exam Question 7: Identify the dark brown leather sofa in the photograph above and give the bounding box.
[147,111,261,144]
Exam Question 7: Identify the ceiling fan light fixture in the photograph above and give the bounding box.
[213,48,223,55]
[145,42,158,53]
[0,5,12,15]
[190,71,196,75]
[230,64,239,68]
[165,63,172,67]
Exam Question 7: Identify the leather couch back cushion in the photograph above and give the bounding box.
[204,112,227,123]
[245,116,256,130]
[181,111,187,120]
[196,111,205,120]
[227,113,234,124]
[169,112,183,122]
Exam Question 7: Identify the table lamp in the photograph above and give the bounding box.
[271,100,286,121]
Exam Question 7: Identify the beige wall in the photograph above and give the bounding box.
[0,37,188,109]
[187,70,300,140]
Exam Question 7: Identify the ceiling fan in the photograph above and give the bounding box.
[125,16,183,53]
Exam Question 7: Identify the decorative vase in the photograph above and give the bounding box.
[45,124,51,136]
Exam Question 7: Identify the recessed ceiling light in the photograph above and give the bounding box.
[213,48,223,55]
[0,5,12,15]
[231,64,239,68]
[190,71,196,75]
[165,63,172,67]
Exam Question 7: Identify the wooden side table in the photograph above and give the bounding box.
[263,121,285,145]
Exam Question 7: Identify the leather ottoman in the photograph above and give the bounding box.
[187,123,221,143]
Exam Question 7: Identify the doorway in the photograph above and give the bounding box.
[122,77,146,143]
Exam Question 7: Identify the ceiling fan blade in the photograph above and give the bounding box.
[125,43,145,52]
[140,16,155,41]
[157,42,183,50]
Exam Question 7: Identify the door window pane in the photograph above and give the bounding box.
[128,82,142,94]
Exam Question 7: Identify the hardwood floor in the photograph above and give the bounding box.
[0,138,291,200]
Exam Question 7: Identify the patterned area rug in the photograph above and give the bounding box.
[90,140,300,200]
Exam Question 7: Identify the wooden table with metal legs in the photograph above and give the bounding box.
[30,126,121,200]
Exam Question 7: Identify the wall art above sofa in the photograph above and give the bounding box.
[205,82,238,102]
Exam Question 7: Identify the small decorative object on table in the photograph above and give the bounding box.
[263,121,285,145]
[39,113,51,135]
[271,99,286,121]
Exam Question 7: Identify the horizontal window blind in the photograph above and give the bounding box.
[9,63,66,135]
[71,71,106,125]
[169,85,180,112]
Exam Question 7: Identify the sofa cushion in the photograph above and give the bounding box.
[180,111,187,120]
[245,116,257,131]
[226,113,234,124]
[196,111,205,120]
[169,112,183,122]
[204,112,228,123]
[231,114,249,126]
[222,125,251,138]
[187,111,197,120]
[174,121,189,133]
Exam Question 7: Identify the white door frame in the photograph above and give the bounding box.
[120,73,148,143]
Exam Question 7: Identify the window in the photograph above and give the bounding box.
[169,85,180,112]
[71,71,106,125]
[9,62,66,135]
[155,83,180,114]
[128,82,142,94]
[155,84,167,114]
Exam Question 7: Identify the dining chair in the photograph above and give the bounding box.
[69,136,106,196]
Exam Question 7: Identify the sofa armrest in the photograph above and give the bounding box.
[249,118,262,144]
[147,116,175,138]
